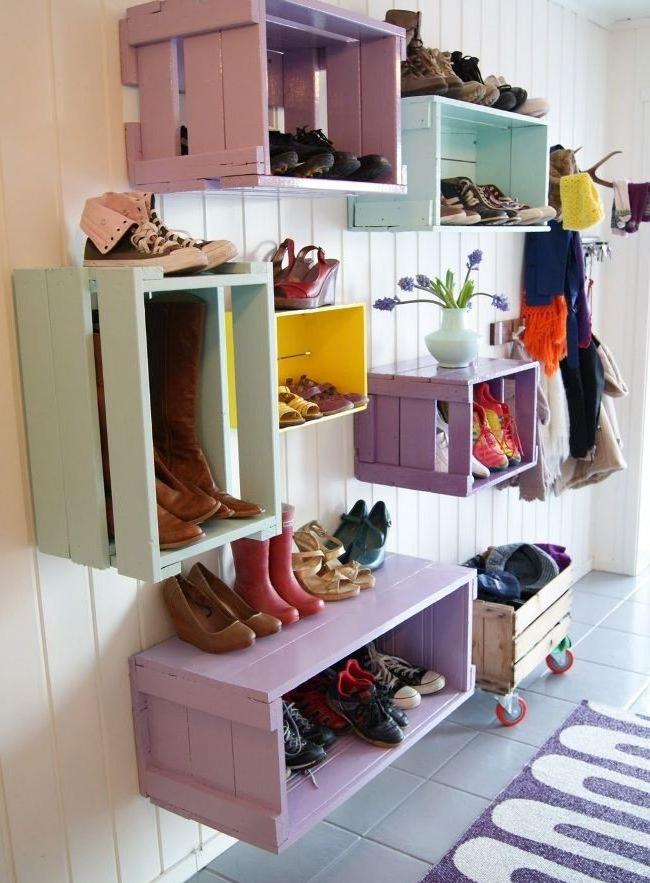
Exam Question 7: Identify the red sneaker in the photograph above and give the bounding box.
[286,680,350,732]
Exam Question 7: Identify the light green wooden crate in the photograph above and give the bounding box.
[349,95,551,232]
[14,265,281,583]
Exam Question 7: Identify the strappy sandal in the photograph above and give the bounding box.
[279,399,304,428]
[326,560,375,590]
[294,567,360,602]
[294,520,344,562]
[279,385,322,421]
[291,550,325,576]
[274,245,339,310]
[286,376,354,416]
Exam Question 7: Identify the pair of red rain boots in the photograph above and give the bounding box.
[232,504,324,624]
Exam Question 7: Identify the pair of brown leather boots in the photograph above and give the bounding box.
[93,296,263,549]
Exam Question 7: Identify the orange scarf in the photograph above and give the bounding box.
[522,294,567,375]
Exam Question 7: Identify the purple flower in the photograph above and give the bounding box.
[492,294,509,312]
[398,276,415,292]
[416,274,432,289]
[374,297,399,312]
[466,249,483,270]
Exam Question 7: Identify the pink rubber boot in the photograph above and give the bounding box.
[269,504,325,616]
[231,536,299,626]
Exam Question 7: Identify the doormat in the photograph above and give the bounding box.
[420,701,650,882]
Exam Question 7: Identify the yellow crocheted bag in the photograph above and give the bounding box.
[560,172,605,231]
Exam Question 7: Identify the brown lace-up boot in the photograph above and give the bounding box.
[385,9,447,96]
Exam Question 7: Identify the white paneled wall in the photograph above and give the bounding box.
[0,2,610,882]
[593,17,650,575]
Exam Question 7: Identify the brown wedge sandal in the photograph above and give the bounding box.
[294,521,344,561]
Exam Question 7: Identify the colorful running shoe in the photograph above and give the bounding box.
[472,404,509,472]
[475,383,523,465]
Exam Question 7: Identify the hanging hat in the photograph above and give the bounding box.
[560,172,605,231]
[484,543,559,591]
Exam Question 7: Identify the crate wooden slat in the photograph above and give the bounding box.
[120,0,407,196]
[472,566,574,695]
[349,95,551,232]
[355,357,538,497]
[130,553,476,853]
[13,264,281,583]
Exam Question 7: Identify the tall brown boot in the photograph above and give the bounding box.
[93,331,205,549]
[145,297,264,519]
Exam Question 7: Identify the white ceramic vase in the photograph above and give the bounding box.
[425,308,480,368]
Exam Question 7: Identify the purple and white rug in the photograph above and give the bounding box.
[421,701,650,882]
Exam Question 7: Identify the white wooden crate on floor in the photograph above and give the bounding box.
[14,264,281,583]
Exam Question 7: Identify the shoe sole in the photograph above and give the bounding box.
[84,249,207,275]
[393,692,421,710]
[201,240,238,271]
[326,698,403,748]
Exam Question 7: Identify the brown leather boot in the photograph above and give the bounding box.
[385,9,447,96]
[163,574,256,653]
[145,297,263,519]
[154,450,220,523]
[93,331,204,549]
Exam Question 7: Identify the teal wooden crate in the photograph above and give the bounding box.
[14,265,281,583]
[349,96,550,232]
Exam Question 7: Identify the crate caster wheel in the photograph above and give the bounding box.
[495,694,528,727]
[546,648,574,674]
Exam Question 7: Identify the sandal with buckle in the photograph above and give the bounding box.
[279,385,322,421]
[294,520,344,562]
[294,567,360,602]
[286,376,354,416]
[325,559,375,590]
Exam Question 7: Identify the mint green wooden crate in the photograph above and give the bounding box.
[14,265,281,583]
[349,95,550,232]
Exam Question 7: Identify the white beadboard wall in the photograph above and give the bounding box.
[0,2,611,882]
[592,17,650,576]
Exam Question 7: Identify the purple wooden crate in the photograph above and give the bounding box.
[355,357,539,497]
[130,553,476,852]
[119,0,406,194]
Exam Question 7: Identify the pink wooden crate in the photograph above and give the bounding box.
[119,0,406,194]
[130,553,475,852]
[355,357,539,497]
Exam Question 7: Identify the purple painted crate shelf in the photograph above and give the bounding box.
[355,357,539,497]
[130,553,476,852]
[120,0,406,196]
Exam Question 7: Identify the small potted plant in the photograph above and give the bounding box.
[374,250,509,368]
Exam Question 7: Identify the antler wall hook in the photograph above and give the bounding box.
[585,150,623,188]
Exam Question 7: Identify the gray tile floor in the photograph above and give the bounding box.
[194,569,650,883]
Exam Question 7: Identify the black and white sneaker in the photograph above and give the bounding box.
[327,670,403,748]
[283,702,326,773]
[284,701,337,750]
[367,642,446,696]
[355,646,421,710]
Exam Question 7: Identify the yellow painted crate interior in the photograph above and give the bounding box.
[226,304,367,428]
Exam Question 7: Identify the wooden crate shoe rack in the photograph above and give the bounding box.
[120,0,407,196]
[14,264,281,583]
[355,357,538,497]
[130,553,476,853]
[473,565,574,724]
[349,95,551,232]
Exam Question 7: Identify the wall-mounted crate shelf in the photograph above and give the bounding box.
[277,303,368,431]
[473,565,574,725]
[130,553,475,853]
[119,0,406,196]
[355,357,538,497]
[14,264,281,583]
[349,95,551,232]
[227,302,368,432]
